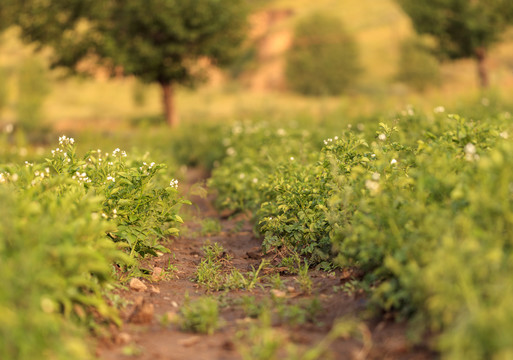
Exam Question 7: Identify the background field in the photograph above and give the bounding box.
[1,0,513,132]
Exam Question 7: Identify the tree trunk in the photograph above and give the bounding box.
[161,81,178,127]
[475,47,489,88]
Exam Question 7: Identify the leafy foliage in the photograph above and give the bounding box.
[397,0,513,60]
[257,131,370,264]
[166,121,230,171]
[330,114,513,357]
[99,0,247,86]
[208,121,320,213]
[285,12,361,95]
[209,106,513,357]
[46,136,189,258]
[0,171,125,360]
[397,0,513,86]
[2,0,248,125]
[178,296,220,335]
[0,135,188,359]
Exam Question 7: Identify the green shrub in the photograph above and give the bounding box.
[256,131,370,265]
[46,136,189,258]
[208,121,318,213]
[285,12,361,96]
[0,176,124,360]
[329,114,513,357]
[0,135,189,358]
[209,107,513,357]
[178,296,220,335]
[168,121,230,171]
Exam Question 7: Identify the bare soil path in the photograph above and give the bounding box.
[96,169,437,360]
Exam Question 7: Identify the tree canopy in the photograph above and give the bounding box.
[397,0,513,87]
[285,12,361,96]
[1,0,248,126]
[99,0,247,125]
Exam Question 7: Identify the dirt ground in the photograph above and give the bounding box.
[96,170,437,360]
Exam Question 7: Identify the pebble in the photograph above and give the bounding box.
[129,278,147,292]
[116,332,132,345]
[152,267,164,282]
[270,289,286,298]
[178,336,200,347]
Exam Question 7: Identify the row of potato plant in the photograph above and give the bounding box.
[0,136,188,360]
[208,108,513,358]
[208,120,322,212]
[330,114,513,359]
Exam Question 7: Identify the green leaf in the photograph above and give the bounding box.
[166,228,180,236]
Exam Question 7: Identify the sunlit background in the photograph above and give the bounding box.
[1,0,513,135]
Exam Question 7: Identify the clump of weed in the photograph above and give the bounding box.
[121,344,142,356]
[195,242,269,291]
[195,243,230,291]
[200,218,222,236]
[236,310,284,360]
[267,273,285,290]
[240,296,267,319]
[296,260,313,294]
[271,297,322,327]
[236,309,370,360]
[178,295,220,335]
[277,253,313,294]
[335,279,368,298]
[225,260,269,291]
[280,253,300,275]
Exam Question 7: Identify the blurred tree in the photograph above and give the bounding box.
[397,0,513,88]
[98,0,248,126]
[285,12,361,96]
[0,0,17,32]
[3,1,103,70]
[396,37,441,92]
[1,0,247,127]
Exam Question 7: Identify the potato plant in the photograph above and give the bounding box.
[257,130,373,266]
[330,118,513,357]
[46,136,189,258]
[0,175,124,359]
[208,121,320,213]
[0,135,188,359]
[209,108,513,357]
